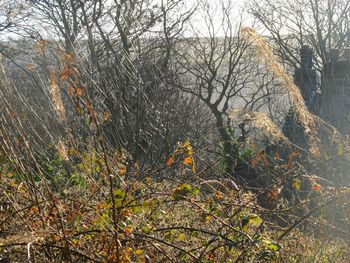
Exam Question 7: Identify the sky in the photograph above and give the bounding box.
[183,0,252,37]
[0,0,254,40]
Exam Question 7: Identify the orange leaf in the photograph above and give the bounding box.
[76,87,82,96]
[311,184,321,191]
[124,226,133,235]
[183,155,193,165]
[27,63,33,72]
[166,154,175,166]
[268,187,280,201]
[118,164,127,176]
[86,99,93,113]
[60,67,78,81]
[67,83,74,97]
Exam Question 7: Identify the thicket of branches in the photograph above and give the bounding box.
[0,0,349,262]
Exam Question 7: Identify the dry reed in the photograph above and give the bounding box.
[49,69,66,123]
[241,27,320,156]
[242,111,287,143]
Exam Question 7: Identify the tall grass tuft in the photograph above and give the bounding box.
[241,27,320,156]
[49,69,66,123]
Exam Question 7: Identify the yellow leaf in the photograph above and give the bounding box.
[214,191,224,201]
[292,179,301,191]
[178,233,186,241]
[103,111,110,122]
[135,249,143,255]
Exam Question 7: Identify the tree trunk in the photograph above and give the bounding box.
[215,112,238,176]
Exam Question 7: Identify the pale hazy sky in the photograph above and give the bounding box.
[184,0,251,37]
[1,0,253,40]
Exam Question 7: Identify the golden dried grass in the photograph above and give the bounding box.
[242,111,287,143]
[56,139,69,161]
[241,27,320,156]
[50,69,66,123]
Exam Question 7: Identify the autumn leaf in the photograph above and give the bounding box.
[214,191,224,201]
[53,234,62,242]
[207,252,216,261]
[124,226,133,235]
[103,111,110,122]
[65,52,74,62]
[267,186,280,201]
[66,83,74,97]
[178,233,186,241]
[76,87,82,97]
[120,209,132,218]
[86,99,94,114]
[27,63,33,72]
[166,154,175,166]
[251,152,268,168]
[60,67,78,81]
[183,155,193,165]
[311,184,321,191]
[135,249,143,255]
[118,163,127,176]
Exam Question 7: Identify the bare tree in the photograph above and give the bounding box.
[26,0,83,53]
[249,0,350,75]
[0,1,29,33]
[1,0,212,168]
[173,0,258,176]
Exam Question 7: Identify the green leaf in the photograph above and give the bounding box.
[242,214,262,230]
[292,179,301,191]
[247,214,262,225]
[173,183,194,200]
[267,243,280,251]
[337,145,343,156]
[113,189,125,200]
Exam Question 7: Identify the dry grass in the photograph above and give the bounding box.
[243,111,287,143]
[50,69,66,123]
[241,27,321,156]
